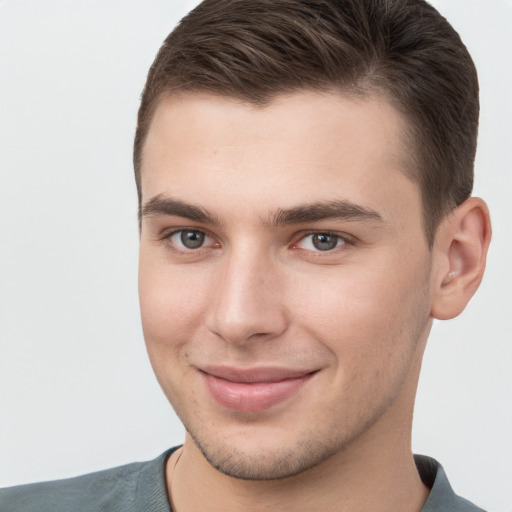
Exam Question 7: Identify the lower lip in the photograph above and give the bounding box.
[202,372,314,413]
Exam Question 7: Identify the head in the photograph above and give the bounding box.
[135,0,490,481]
[134,0,480,246]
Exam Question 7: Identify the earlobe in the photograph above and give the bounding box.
[430,197,492,320]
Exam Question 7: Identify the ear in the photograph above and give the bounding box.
[430,197,492,320]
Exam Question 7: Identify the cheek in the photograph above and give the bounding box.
[138,251,210,363]
[138,258,213,413]
[290,255,431,371]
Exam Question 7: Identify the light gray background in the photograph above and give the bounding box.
[0,1,511,510]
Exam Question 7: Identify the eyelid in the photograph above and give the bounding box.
[160,227,220,254]
[292,230,356,252]
[157,226,356,256]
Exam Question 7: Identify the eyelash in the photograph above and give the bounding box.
[160,228,354,256]
[161,228,218,255]
[292,231,353,253]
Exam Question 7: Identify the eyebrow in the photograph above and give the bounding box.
[140,195,384,227]
[140,196,221,225]
[268,200,384,227]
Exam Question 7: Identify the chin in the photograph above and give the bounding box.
[187,425,343,481]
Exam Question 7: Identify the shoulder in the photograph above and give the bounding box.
[0,449,175,512]
[415,455,487,512]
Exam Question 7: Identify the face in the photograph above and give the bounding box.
[138,91,434,480]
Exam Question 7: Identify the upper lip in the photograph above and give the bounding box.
[200,365,318,383]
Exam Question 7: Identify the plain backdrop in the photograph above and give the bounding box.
[0,1,511,510]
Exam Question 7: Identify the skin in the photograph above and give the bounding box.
[138,90,490,512]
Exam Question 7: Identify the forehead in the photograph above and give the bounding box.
[140,90,421,230]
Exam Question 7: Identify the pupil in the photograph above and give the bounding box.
[312,233,337,251]
[181,231,205,249]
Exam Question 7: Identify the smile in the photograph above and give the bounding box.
[200,366,317,413]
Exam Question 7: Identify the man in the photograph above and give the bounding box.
[0,0,494,510]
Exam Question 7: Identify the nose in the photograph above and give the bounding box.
[205,247,288,345]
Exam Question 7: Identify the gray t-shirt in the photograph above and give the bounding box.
[0,448,486,511]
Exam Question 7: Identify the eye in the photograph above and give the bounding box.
[296,232,346,252]
[169,229,213,250]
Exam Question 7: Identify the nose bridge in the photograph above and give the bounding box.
[207,244,287,344]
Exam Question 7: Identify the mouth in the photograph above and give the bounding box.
[200,366,318,413]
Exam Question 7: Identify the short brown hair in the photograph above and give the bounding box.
[134,0,479,245]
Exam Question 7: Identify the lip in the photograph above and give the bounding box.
[200,366,317,413]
